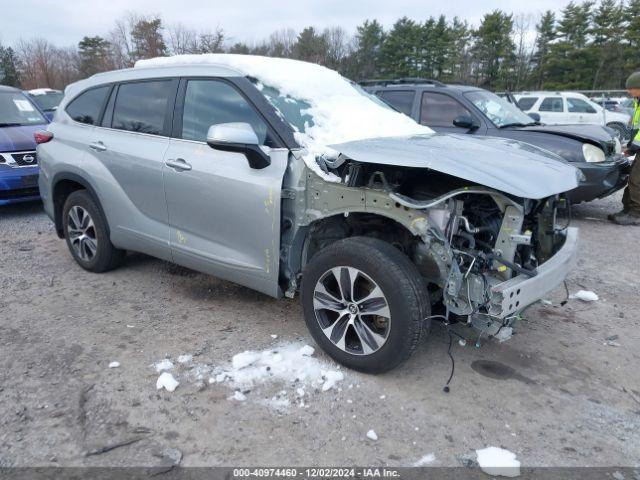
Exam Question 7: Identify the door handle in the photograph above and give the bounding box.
[89,141,107,152]
[165,158,192,171]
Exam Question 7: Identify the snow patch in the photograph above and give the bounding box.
[177,354,193,364]
[475,447,521,478]
[570,290,599,302]
[413,453,436,466]
[366,429,378,441]
[229,391,247,402]
[108,361,120,368]
[494,327,513,343]
[154,359,174,372]
[156,372,179,392]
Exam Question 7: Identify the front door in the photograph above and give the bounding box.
[163,78,288,297]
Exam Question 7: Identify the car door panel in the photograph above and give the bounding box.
[87,79,177,260]
[163,140,288,297]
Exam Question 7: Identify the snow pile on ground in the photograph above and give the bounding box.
[366,429,378,441]
[108,361,120,368]
[413,453,436,466]
[475,447,521,477]
[135,54,433,180]
[151,343,346,411]
[494,326,513,343]
[156,372,179,392]
[212,344,344,396]
[154,359,174,372]
[570,290,599,302]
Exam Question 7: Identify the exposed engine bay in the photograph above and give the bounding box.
[281,157,576,338]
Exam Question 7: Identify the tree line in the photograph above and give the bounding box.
[1,1,639,92]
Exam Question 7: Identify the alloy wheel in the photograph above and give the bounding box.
[67,206,98,262]
[312,266,391,355]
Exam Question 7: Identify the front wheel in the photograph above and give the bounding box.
[301,237,430,373]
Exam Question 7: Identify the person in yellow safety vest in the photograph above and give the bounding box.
[609,71,640,225]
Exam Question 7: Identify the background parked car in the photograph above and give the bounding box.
[514,91,631,140]
[590,97,621,112]
[364,79,630,204]
[27,88,64,121]
[0,85,49,205]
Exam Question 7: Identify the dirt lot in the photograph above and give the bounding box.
[0,193,639,470]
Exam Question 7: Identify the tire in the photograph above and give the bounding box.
[301,236,430,373]
[62,190,125,272]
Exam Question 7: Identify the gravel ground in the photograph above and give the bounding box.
[0,193,639,469]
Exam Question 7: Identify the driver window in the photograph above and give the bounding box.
[420,92,472,127]
[181,80,274,146]
[567,98,597,114]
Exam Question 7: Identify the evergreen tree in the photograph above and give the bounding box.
[530,11,556,89]
[78,36,112,77]
[449,17,472,82]
[625,0,640,73]
[131,17,167,60]
[292,27,327,64]
[379,17,420,77]
[0,46,20,87]
[590,0,625,87]
[352,20,385,80]
[471,10,516,89]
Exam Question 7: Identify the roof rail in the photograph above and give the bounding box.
[359,78,446,87]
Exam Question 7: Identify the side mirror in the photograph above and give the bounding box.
[528,112,541,122]
[453,115,478,130]
[206,122,271,169]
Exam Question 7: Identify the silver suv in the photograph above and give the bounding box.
[37,55,580,373]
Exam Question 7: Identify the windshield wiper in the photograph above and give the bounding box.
[0,122,23,127]
[498,122,530,129]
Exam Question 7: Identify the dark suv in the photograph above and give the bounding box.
[363,79,630,204]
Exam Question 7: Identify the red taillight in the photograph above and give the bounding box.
[34,130,53,144]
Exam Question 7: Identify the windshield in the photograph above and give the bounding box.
[0,92,47,126]
[465,90,536,128]
[29,91,63,111]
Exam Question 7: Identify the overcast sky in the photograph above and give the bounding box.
[2,0,573,48]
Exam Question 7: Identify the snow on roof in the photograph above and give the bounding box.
[28,88,58,96]
[136,54,433,180]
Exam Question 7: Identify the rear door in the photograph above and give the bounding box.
[89,78,178,260]
[163,78,288,297]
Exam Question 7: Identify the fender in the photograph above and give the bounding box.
[51,172,110,239]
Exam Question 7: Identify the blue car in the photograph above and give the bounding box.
[0,85,49,205]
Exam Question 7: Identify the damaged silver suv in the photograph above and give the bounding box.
[37,55,580,373]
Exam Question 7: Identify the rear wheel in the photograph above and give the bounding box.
[62,190,125,272]
[301,237,430,373]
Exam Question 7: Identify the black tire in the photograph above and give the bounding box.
[301,236,430,373]
[62,190,125,273]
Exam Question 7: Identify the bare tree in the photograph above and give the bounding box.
[167,23,199,54]
[323,26,351,69]
[512,13,536,90]
[267,28,298,57]
[15,38,80,89]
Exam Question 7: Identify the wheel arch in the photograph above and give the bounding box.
[51,173,109,239]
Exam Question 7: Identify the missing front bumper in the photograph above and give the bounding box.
[488,227,579,318]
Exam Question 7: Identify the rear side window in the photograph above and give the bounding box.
[420,92,472,127]
[112,81,173,136]
[567,98,597,114]
[181,79,273,146]
[517,97,538,111]
[66,86,109,125]
[379,90,415,116]
[539,97,564,112]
